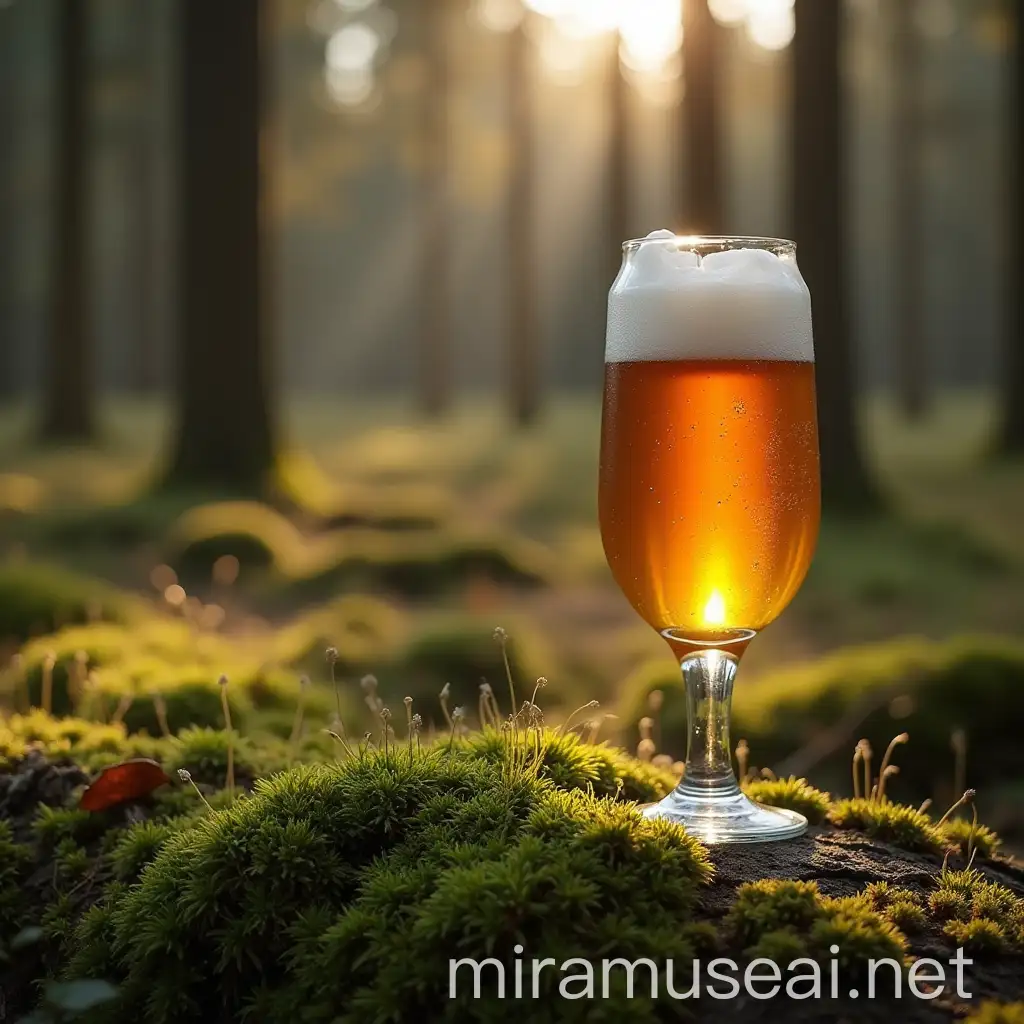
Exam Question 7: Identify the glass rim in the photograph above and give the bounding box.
[622,234,797,255]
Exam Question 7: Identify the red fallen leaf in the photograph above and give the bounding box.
[80,759,172,812]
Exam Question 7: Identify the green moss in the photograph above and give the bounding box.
[33,805,94,848]
[928,888,972,922]
[62,743,710,1022]
[0,820,34,948]
[0,562,133,644]
[965,1002,1024,1023]
[164,725,281,786]
[971,881,1021,923]
[811,896,908,968]
[744,928,807,963]
[940,817,1002,859]
[293,532,554,600]
[726,880,822,950]
[0,709,166,772]
[108,820,189,882]
[166,500,300,579]
[885,900,926,933]
[55,837,92,881]
[742,776,831,824]
[827,798,946,854]
[862,881,922,912]
[943,918,1009,953]
[456,728,676,803]
[724,880,906,972]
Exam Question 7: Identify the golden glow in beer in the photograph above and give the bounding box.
[600,233,820,641]
[599,358,819,636]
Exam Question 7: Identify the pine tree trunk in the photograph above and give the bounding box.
[165,0,276,491]
[608,34,629,288]
[792,0,878,513]
[40,0,95,441]
[682,0,724,234]
[0,4,19,401]
[508,18,540,426]
[129,0,163,395]
[892,0,928,420]
[419,0,451,418]
[998,0,1024,453]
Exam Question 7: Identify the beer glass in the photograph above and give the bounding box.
[600,232,820,843]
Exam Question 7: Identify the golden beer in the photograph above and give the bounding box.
[601,232,820,843]
[599,357,819,638]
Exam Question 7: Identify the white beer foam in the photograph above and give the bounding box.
[606,230,814,363]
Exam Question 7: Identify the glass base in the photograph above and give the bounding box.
[641,787,807,844]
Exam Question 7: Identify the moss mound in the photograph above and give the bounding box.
[6,617,338,737]
[58,746,709,1022]
[0,562,134,645]
[291,531,554,601]
[0,722,1021,1022]
[741,776,831,825]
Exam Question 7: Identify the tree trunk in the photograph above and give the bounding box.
[682,0,724,234]
[165,0,276,491]
[608,33,629,287]
[129,0,163,395]
[792,0,878,513]
[0,3,19,401]
[508,18,540,426]
[419,0,451,418]
[891,0,928,420]
[40,0,95,441]
[998,0,1024,453]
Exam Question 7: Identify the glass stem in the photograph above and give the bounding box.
[679,650,741,798]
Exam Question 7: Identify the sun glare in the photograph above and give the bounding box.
[703,590,727,627]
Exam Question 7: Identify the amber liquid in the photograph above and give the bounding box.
[599,359,820,638]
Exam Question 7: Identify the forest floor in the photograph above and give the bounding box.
[2,391,1023,687]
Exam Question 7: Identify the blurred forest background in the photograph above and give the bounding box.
[1,0,1024,835]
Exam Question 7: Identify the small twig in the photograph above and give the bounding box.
[326,647,342,723]
[324,728,356,759]
[736,739,750,780]
[852,743,863,800]
[559,700,600,737]
[110,693,134,727]
[41,652,56,715]
[361,674,382,717]
[875,733,908,802]
[861,740,873,805]
[177,769,214,814]
[152,691,171,738]
[439,682,453,730]
[951,729,967,802]
[9,654,26,714]
[70,650,88,710]
[447,706,465,754]
[219,675,235,795]
[478,683,494,731]
[289,675,310,748]
[875,764,900,803]
[937,789,976,827]
[966,803,980,869]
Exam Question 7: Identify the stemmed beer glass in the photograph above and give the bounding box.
[599,232,820,843]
